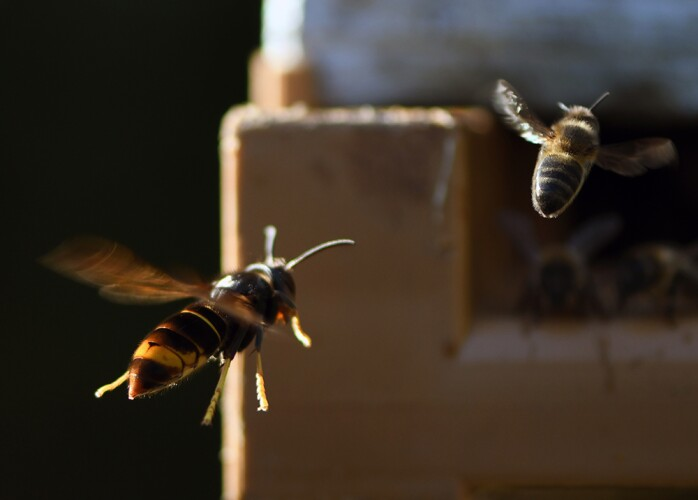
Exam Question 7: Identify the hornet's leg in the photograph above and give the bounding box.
[201,357,233,426]
[255,330,269,412]
[290,315,312,348]
[276,292,312,348]
[94,370,129,398]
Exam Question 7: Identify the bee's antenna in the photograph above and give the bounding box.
[263,225,277,266]
[589,91,610,111]
[285,238,355,270]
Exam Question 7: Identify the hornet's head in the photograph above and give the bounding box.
[245,225,355,316]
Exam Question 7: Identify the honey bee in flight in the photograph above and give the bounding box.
[493,79,677,218]
[42,226,354,425]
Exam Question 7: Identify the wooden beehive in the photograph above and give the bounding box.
[219,2,698,497]
[218,105,698,499]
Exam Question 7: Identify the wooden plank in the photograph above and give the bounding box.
[219,123,246,500]
[248,50,316,109]
[220,105,493,498]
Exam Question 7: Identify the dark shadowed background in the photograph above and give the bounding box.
[3,2,260,498]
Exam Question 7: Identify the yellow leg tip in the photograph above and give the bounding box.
[94,370,129,398]
[255,349,270,412]
[255,372,269,411]
[291,316,312,348]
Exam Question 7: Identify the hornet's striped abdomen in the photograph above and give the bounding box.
[128,302,227,398]
[532,152,588,218]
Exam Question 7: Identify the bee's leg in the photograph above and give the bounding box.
[255,330,269,412]
[615,292,627,315]
[290,314,312,348]
[201,356,233,426]
[585,279,607,318]
[519,281,539,334]
[94,370,129,398]
[661,279,680,327]
[595,329,616,393]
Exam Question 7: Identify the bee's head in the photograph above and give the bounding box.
[539,249,583,307]
[616,248,662,300]
[558,90,610,114]
[565,105,599,122]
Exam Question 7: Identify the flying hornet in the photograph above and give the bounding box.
[42,226,354,425]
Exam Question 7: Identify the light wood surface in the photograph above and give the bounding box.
[219,105,698,498]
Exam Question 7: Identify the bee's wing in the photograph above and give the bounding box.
[40,236,213,304]
[596,138,677,177]
[492,79,552,145]
[567,213,622,257]
[499,211,540,262]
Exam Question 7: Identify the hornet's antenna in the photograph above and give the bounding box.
[285,238,355,270]
[263,225,277,266]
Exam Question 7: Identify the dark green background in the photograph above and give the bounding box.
[3,2,260,498]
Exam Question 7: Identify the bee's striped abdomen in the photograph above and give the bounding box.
[128,302,226,399]
[532,154,586,218]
